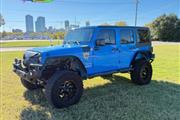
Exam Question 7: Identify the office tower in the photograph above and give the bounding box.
[25,15,34,32]
[35,16,46,32]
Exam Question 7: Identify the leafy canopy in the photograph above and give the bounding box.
[146,14,180,42]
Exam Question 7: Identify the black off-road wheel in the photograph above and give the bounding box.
[130,60,152,85]
[21,79,42,90]
[45,70,83,108]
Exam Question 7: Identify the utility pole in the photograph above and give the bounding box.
[135,0,139,26]
[75,16,77,26]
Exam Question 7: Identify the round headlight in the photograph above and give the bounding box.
[38,56,42,63]
[35,52,41,63]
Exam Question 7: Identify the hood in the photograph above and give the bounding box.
[29,44,73,53]
[27,44,90,57]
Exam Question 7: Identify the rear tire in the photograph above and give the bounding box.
[21,79,42,90]
[45,70,83,108]
[130,60,152,85]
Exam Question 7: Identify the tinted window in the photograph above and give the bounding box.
[120,29,134,44]
[97,29,116,45]
[138,29,150,43]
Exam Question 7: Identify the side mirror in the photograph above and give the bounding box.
[96,39,105,46]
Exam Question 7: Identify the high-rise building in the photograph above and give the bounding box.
[65,20,70,31]
[35,16,46,32]
[25,15,34,32]
[47,26,54,32]
[86,21,90,27]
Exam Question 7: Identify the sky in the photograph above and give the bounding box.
[0,0,180,32]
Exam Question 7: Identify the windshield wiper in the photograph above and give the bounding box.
[73,41,80,45]
[64,41,80,45]
[64,41,70,44]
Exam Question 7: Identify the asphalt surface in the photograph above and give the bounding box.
[0,47,33,52]
[0,41,179,52]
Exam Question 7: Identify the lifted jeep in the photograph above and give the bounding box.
[13,26,155,108]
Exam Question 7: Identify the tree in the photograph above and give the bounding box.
[146,14,180,42]
[0,14,5,27]
[115,21,127,26]
[2,31,7,38]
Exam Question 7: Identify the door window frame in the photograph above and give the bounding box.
[136,28,151,47]
[95,28,117,46]
[119,28,135,45]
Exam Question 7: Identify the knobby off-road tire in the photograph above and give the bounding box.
[45,70,83,108]
[21,78,42,90]
[130,60,152,85]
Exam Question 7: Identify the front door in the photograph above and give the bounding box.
[92,29,119,74]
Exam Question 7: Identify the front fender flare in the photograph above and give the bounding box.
[43,56,87,78]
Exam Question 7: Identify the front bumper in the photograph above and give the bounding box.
[13,58,42,82]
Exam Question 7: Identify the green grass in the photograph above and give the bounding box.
[0,40,62,47]
[0,45,180,120]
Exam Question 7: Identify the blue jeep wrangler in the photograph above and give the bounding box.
[13,26,155,108]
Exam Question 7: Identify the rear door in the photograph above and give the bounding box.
[118,28,136,69]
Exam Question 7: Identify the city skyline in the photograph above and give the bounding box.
[24,15,83,33]
[1,0,180,32]
[26,15,46,32]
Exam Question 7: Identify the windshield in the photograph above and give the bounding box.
[64,28,94,44]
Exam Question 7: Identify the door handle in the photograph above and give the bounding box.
[94,47,100,51]
[112,48,119,51]
[129,46,135,50]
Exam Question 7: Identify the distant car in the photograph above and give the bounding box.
[13,26,155,108]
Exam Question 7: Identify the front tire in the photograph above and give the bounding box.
[45,70,83,108]
[21,79,42,90]
[130,60,152,85]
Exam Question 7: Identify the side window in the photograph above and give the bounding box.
[120,29,134,44]
[97,29,116,45]
[137,29,150,43]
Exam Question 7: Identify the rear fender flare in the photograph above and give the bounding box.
[130,51,151,66]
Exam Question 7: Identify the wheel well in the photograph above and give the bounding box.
[68,56,87,78]
[41,56,87,80]
[131,51,152,65]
